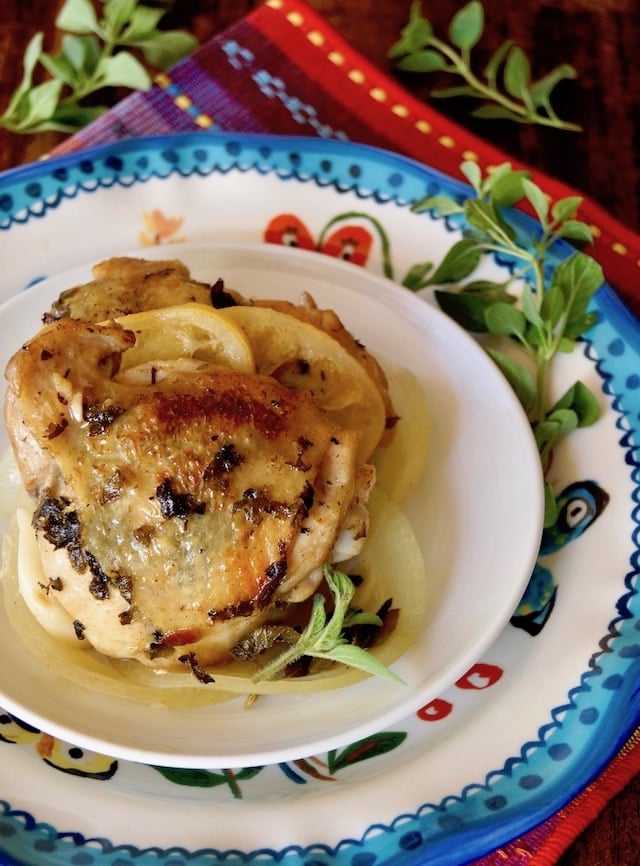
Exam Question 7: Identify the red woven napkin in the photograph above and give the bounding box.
[50,0,640,861]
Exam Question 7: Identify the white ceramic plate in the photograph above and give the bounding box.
[0,240,542,768]
[0,133,636,866]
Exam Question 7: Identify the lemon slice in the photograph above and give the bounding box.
[220,305,386,462]
[111,303,255,373]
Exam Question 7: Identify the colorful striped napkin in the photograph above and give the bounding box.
[49,0,640,861]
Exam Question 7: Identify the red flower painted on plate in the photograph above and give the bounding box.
[264,215,315,250]
[416,698,454,722]
[455,663,504,690]
[320,225,372,265]
[264,214,373,265]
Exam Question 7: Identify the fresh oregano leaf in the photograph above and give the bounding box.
[528,64,578,109]
[486,348,538,414]
[39,52,77,87]
[121,6,166,42]
[483,39,513,87]
[1,33,44,121]
[534,407,580,469]
[411,193,465,217]
[465,198,513,240]
[542,407,579,440]
[103,0,139,33]
[59,34,100,74]
[402,260,435,291]
[552,381,600,427]
[388,3,582,131]
[96,52,151,89]
[471,104,528,122]
[387,0,433,58]
[428,160,603,526]
[563,311,598,342]
[522,178,549,225]
[539,281,565,329]
[55,0,99,35]
[136,31,200,70]
[490,170,532,208]
[543,480,559,527]
[431,85,483,99]
[396,50,447,74]
[48,103,106,129]
[480,162,513,191]
[15,80,65,130]
[503,45,531,101]
[460,159,483,191]
[449,1,484,52]
[1,0,197,136]
[485,302,527,339]
[550,195,583,223]
[434,288,491,332]
[554,254,604,320]
[556,220,595,244]
[556,336,576,353]
[462,279,516,302]
[251,565,403,685]
[424,237,483,284]
[520,283,545,334]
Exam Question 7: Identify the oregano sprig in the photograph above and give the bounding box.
[234,564,404,685]
[388,1,581,132]
[409,162,604,526]
[0,0,198,135]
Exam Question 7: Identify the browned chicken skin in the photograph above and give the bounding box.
[5,317,360,669]
[4,256,392,673]
[44,257,217,323]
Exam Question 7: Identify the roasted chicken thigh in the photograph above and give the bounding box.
[5,317,367,669]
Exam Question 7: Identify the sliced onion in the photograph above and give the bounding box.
[373,364,430,503]
[0,448,21,517]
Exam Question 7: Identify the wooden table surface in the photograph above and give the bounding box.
[0,2,638,864]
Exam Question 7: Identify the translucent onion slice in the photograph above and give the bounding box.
[0,448,21,518]
[373,364,430,503]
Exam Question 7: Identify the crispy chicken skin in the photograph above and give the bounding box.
[5,318,360,669]
[44,258,217,323]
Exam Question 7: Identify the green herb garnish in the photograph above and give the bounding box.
[410,161,604,526]
[236,564,404,685]
[388,1,581,132]
[0,0,198,135]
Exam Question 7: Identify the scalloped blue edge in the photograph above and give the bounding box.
[0,132,638,866]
